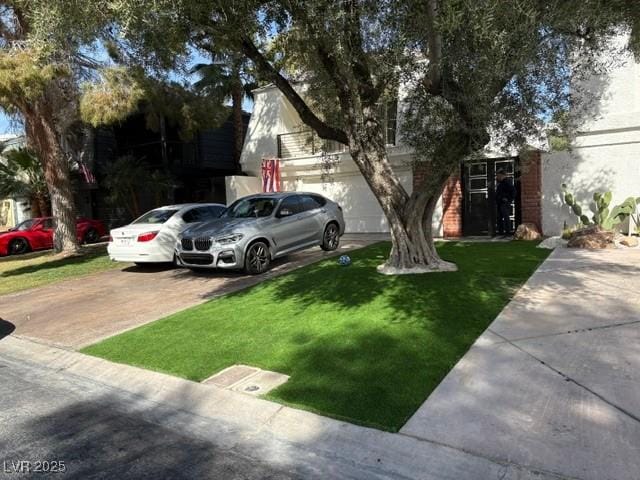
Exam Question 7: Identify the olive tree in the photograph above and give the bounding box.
[83,0,640,271]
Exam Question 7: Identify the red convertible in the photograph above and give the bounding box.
[0,217,107,256]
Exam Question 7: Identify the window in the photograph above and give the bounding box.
[310,194,327,207]
[184,206,227,223]
[300,195,324,212]
[41,218,55,230]
[132,209,179,224]
[278,196,302,216]
[377,98,397,146]
[223,197,278,218]
[182,208,204,224]
[15,219,37,231]
[206,205,225,218]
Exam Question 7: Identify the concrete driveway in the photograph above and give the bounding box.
[401,247,640,480]
[0,235,381,349]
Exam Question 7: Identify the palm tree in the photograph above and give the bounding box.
[0,145,50,218]
[191,53,257,170]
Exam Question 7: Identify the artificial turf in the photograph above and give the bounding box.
[83,241,549,431]
[0,245,123,295]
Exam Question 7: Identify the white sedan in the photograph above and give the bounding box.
[108,203,226,265]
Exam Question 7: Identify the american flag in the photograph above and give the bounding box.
[79,161,96,184]
[261,158,281,192]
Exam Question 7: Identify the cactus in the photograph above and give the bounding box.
[561,185,639,231]
[562,184,592,226]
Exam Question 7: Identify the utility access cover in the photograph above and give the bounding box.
[202,364,289,396]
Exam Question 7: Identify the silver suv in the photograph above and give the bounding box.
[176,192,345,274]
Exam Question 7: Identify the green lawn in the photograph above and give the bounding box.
[0,245,124,295]
[83,241,549,431]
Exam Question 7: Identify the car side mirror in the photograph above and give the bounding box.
[278,207,293,218]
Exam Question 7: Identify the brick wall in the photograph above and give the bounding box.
[519,151,543,234]
[442,172,463,237]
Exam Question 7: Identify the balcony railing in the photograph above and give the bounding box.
[277,131,347,159]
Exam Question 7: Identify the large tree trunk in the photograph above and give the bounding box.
[345,120,457,274]
[231,80,244,171]
[24,106,80,255]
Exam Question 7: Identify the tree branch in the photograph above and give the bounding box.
[423,0,443,95]
[343,0,380,104]
[240,36,348,144]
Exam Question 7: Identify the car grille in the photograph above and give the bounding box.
[181,238,193,251]
[180,253,214,265]
[194,237,212,251]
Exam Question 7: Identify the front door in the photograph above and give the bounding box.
[463,158,518,236]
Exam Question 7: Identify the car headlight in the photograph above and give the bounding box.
[215,233,244,245]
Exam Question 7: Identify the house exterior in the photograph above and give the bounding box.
[237,42,639,237]
[541,42,640,235]
[0,112,249,230]
[0,134,31,231]
[92,112,250,228]
[235,84,542,237]
[236,84,423,234]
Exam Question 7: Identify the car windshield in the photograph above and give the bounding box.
[222,197,278,218]
[132,209,179,225]
[14,219,38,231]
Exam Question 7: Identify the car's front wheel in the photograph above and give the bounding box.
[321,223,340,251]
[245,241,270,274]
[9,238,30,255]
[83,228,100,244]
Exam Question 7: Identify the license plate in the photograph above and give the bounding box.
[116,237,133,246]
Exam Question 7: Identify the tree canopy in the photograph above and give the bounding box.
[3,0,639,267]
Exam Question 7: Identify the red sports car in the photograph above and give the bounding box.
[0,217,107,256]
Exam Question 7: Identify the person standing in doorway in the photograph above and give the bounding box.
[495,168,516,237]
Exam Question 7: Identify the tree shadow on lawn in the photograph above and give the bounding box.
[253,242,551,430]
[265,327,463,431]
[0,247,108,278]
[247,241,549,325]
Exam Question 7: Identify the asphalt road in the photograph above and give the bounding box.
[0,355,300,480]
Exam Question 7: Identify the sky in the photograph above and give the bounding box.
[0,114,16,135]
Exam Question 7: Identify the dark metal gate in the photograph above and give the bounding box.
[462,158,520,236]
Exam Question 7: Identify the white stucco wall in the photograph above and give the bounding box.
[239,85,445,235]
[542,37,640,236]
[574,38,640,134]
[282,171,416,233]
[225,176,262,204]
[240,85,308,177]
[542,137,640,235]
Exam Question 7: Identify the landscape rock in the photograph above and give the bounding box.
[537,236,567,249]
[514,223,542,241]
[618,236,639,248]
[566,225,615,249]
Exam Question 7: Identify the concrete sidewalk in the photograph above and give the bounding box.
[402,247,640,480]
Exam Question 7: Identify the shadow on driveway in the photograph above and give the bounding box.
[0,318,15,340]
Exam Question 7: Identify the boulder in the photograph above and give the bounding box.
[537,236,567,249]
[514,223,542,241]
[567,225,615,249]
[619,236,639,248]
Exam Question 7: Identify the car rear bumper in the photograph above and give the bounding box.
[107,244,174,263]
